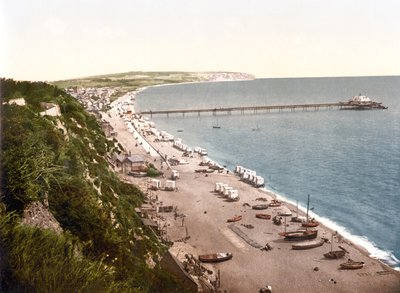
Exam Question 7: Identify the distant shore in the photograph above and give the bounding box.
[105,85,400,292]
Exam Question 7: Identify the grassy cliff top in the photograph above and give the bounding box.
[52,71,255,91]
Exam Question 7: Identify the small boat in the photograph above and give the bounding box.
[256,213,271,220]
[227,215,242,223]
[252,204,268,210]
[198,252,233,263]
[292,239,324,250]
[339,259,364,270]
[324,250,346,259]
[324,233,347,259]
[213,119,221,129]
[268,199,282,207]
[281,229,318,241]
[177,129,183,132]
[301,219,319,227]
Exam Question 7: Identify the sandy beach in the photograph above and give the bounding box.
[104,92,400,292]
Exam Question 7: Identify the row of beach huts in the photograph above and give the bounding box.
[149,178,177,191]
[214,182,240,201]
[234,166,265,188]
[173,139,208,156]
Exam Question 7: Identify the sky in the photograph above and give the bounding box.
[1,0,400,81]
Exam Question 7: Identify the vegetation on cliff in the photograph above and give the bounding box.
[0,79,185,292]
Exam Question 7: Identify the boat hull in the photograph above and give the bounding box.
[256,214,271,220]
[227,215,242,223]
[198,253,233,263]
[324,250,346,259]
[301,221,319,227]
[339,261,364,270]
[252,204,268,210]
[292,239,324,250]
[282,230,318,241]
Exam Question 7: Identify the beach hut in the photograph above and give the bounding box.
[254,176,265,187]
[150,179,161,190]
[235,166,243,174]
[165,180,176,191]
[218,184,228,195]
[223,186,234,197]
[227,189,239,201]
[215,182,224,192]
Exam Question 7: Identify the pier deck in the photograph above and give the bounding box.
[138,101,387,117]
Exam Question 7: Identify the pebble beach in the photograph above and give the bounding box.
[104,91,400,293]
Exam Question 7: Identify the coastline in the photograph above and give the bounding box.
[105,86,400,292]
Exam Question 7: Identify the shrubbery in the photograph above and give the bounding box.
[0,79,184,292]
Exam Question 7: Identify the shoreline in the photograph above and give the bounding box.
[261,186,400,270]
[105,86,400,292]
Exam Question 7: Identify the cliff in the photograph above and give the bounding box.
[0,78,186,292]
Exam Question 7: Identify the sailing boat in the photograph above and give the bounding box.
[323,232,346,259]
[280,194,318,241]
[291,200,303,222]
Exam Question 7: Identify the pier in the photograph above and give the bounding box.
[138,101,387,117]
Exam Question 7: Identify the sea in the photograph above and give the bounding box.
[136,76,400,270]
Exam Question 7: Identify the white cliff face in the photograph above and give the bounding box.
[199,72,255,82]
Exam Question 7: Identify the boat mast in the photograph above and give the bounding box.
[306,194,310,226]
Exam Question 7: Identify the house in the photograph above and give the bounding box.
[111,153,145,173]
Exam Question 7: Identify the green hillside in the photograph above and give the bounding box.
[0,79,186,292]
[52,71,208,100]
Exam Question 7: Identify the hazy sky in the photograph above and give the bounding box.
[1,0,400,81]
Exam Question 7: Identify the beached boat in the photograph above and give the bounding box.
[252,204,268,210]
[324,233,347,259]
[324,250,346,259]
[281,195,318,241]
[256,213,271,220]
[227,215,242,222]
[281,229,318,241]
[268,199,282,207]
[301,219,319,227]
[198,252,233,263]
[339,259,364,270]
[292,239,324,250]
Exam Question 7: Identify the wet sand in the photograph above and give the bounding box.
[105,93,400,292]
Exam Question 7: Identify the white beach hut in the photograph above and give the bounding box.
[150,179,161,190]
[164,180,176,191]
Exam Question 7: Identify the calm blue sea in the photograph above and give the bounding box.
[136,76,400,269]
